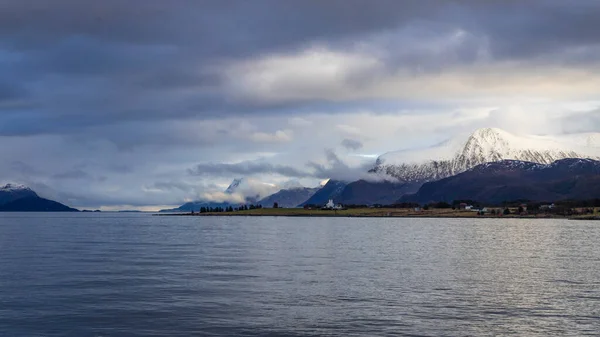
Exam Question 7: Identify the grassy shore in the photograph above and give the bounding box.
[156,207,599,219]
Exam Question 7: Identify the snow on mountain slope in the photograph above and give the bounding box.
[0,183,32,192]
[374,128,600,182]
[0,183,38,205]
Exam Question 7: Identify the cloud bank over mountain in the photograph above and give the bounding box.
[1,1,600,210]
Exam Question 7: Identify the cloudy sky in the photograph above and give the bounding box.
[1,0,600,210]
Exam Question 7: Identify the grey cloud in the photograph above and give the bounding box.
[52,169,91,180]
[0,81,25,102]
[306,149,384,181]
[1,0,599,210]
[560,109,600,134]
[107,164,134,174]
[188,149,384,183]
[188,161,311,178]
[10,161,41,176]
[472,2,600,62]
[1,0,599,138]
[341,138,363,151]
[150,181,195,193]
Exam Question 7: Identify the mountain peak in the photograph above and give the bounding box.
[0,183,40,207]
[471,127,505,137]
[468,127,513,144]
[375,128,600,182]
[1,183,31,192]
[225,178,244,194]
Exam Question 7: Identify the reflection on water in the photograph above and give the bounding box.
[0,213,599,336]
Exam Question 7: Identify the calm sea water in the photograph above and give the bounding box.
[0,213,599,336]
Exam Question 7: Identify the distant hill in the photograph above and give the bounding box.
[0,184,78,212]
[336,180,422,205]
[258,187,319,208]
[160,177,279,212]
[0,196,78,212]
[299,180,347,206]
[399,158,600,205]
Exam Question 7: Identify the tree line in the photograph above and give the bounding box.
[195,204,264,213]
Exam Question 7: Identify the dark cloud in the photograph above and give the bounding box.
[341,138,363,151]
[10,161,41,176]
[0,1,599,209]
[0,0,598,138]
[470,1,600,62]
[0,81,25,102]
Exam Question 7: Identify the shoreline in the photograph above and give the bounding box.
[153,208,599,220]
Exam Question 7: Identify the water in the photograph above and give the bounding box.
[1,213,599,336]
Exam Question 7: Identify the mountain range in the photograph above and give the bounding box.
[160,177,281,212]
[307,128,600,206]
[258,187,320,208]
[163,127,600,210]
[400,158,600,204]
[0,184,78,212]
[300,180,347,206]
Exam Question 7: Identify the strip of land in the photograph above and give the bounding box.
[155,207,600,220]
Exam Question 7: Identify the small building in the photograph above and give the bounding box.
[459,203,468,209]
[323,199,343,210]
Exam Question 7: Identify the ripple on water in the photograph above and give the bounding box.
[0,214,599,336]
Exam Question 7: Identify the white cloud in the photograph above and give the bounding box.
[226,47,383,102]
[201,191,245,204]
[224,39,600,105]
[336,124,362,137]
[249,129,293,143]
[288,117,313,127]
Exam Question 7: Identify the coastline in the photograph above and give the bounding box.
[153,208,599,220]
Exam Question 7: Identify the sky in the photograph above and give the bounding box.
[1,0,600,210]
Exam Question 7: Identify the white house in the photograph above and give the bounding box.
[324,199,343,210]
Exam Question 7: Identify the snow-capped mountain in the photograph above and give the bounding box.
[0,183,38,205]
[373,128,600,182]
[0,183,78,212]
[401,158,600,204]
